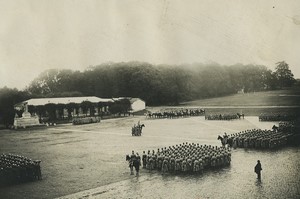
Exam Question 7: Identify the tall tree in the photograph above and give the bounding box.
[0,87,29,127]
[274,61,296,88]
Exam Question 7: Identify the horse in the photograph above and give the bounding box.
[146,112,152,118]
[272,125,279,132]
[218,135,227,147]
[133,157,141,176]
[132,124,145,136]
[126,155,134,175]
[237,113,245,119]
[227,137,233,148]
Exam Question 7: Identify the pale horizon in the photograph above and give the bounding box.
[1,0,300,90]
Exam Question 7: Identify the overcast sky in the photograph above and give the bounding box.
[1,0,300,90]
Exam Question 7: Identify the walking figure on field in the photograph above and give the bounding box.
[254,160,262,180]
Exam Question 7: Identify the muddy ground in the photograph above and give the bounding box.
[0,116,299,199]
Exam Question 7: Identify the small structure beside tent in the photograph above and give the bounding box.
[13,112,42,129]
[129,98,146,112]
[112,97,146,113]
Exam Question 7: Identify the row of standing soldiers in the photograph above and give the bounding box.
[258,114,296,121]
[205,114,240,120]
[0,153,42,186]
[146,109,205,119]
[136,143,231,174]
[227,129,294,149]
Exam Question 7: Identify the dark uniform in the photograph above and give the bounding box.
[254,160,262,179]
[130,151,136,175]
[134,153,141,176]
[142,151,147,168]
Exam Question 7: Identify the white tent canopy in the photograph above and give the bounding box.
[15,96,113,108]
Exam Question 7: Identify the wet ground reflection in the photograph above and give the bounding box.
[1,116,299,199]
[59,147,300,199]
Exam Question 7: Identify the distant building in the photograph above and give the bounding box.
[112,97,146,112]
[14,96,146,121]
[129,98,146,112]
[14,96,114,120]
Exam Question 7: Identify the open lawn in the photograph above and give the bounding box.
[182,88,300,107]
[165,88,300,116]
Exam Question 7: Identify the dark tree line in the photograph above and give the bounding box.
[0,61,296,127]
[25,61,296,105]
[0,87,30,128]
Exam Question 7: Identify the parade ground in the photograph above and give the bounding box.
[1,115,300,199]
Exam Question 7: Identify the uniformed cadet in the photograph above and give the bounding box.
[175,157,181,172]
[134,153,141,176]
[142,151,147,168]
[129,151,136,175]
[162,158,169,173]
[193,159,199,172]
[169,157,175,172]
[181,159,187,172]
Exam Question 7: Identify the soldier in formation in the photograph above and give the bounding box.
[278,121,296,133]
[0,153,42,186]
[259,114,296,121]
[127,142,231,175]
[225,128,294,149]
[205,114,240,120]
[126,151,141,176]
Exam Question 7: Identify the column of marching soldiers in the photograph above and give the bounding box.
[127,142,231,176]
[0,154,42,186]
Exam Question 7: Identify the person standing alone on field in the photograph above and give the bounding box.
[254,160,262,180]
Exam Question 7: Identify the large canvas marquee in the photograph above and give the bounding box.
[15,96,114,109]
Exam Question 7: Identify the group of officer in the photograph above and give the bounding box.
[128,142,231,175]
[226,128,294,149]
[0,153,42,186]
[126,151,141,176]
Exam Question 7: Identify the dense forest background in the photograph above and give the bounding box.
[0,61,296,126]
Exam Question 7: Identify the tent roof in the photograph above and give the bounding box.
[130,98,145,103]
[15,96,113,107]
[112,97,144,103]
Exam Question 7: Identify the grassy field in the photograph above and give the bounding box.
[182,87,300,107]
[173,87,300,116]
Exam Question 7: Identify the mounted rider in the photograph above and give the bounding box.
[223,133,228,143]
[131,121,145,136]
